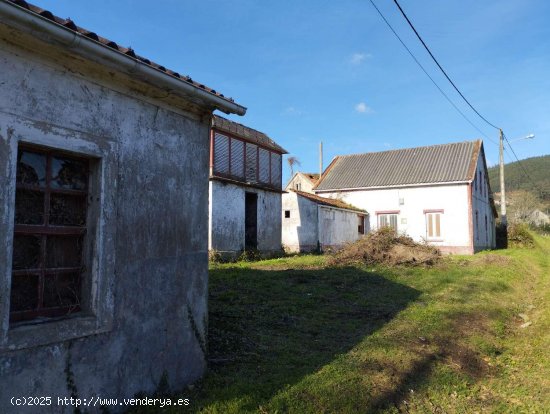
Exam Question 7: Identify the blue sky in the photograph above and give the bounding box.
[37,0,550,183]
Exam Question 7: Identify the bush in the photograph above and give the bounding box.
[507,223,535,248]
[328,227,440,267]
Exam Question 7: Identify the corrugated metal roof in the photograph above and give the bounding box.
[315,140,481,191]
[292,190,366,213]
[4,0,241,108]
[212,115,288,154]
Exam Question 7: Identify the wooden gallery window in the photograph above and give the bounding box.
[425,211,442,240]
[10,146,89,323]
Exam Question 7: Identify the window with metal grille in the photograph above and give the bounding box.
[245,142,258,183]
[213,133,230,175]
[425,212,442,240]
[10,146,89,323]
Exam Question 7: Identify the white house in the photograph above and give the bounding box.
[285,172,320,194]
[209,115,287,257]
[314,140,497,254]
[282,190,367,252]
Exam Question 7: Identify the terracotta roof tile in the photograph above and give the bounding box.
[5,0,238,106]
[291,190,366,213]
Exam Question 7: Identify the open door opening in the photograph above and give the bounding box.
[245,192,258,249]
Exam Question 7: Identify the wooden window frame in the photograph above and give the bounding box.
[10,145,89,323]
[425,210,443,241]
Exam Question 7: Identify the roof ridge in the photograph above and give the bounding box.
[336,139,482,159]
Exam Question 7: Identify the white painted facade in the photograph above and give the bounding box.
[285,172,318,194]
[282,192,365,252]
[209,180,282,255]
[317,160,496,254]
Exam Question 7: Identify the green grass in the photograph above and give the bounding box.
[135,235,550,413]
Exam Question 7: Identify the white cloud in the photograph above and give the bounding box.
[355,102,373,114]
[282,106,302,116]
[350,52,372,65]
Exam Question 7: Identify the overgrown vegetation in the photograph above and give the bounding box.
[507,222,535,248]
[328,227,440,267]
[132,233,550,413]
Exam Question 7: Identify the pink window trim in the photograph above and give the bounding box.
[423,209,444,214]
[375,210,400,215]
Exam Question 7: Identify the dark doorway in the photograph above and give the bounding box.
[245,192,258,249]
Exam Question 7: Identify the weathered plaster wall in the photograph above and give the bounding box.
[0,23,209,412]
[318,184,473,254]
[282,192,319,252]
[209,180,282,255]
[471,153,496,251]
[319,206,362,249]
[281,193,362,252]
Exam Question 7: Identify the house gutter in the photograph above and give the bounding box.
[0,1,246,116]
[315,180,471,193]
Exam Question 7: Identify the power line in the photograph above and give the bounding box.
[366,0,498,146]
[391,0,501,131]
[502,133,547,197]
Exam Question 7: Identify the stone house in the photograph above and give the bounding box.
[282,190,367,252]
[209,115,287,257]
[314,140,497,254]
[0,0,245,409]
[285,172,319,194]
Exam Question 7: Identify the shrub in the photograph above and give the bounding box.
[507,223,535,248]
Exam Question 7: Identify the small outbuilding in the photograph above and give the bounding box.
[285,172,320,193]
[209,116,287,258]
[282,190,367,252]
[0,0,245,409]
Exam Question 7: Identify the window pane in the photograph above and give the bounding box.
[17,151,46,187]
[51,157,88,190]
[46,236,83,268]
[213,133,230,175]
[15,189,44,224]
[246,143,258,183]
[427,214,433,237]
[12,235,41,270]
[379,215,387,227]
[10,274,39,312]
[259,148,270,183]
[230,138,244,178]
[43,273,81,309]
[390,215,398,230]
[270,153,281,187]
[435,214,441,237]
[49,194,87,226]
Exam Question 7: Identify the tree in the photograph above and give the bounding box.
[287,156,301,177]
[507,190,542,224]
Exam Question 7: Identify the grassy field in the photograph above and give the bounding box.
[139,235,549,413]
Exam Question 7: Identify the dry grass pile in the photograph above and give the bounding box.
[328,227,441,267]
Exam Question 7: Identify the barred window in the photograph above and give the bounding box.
[11,146,89,323]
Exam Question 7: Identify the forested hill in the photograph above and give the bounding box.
[487,154,550,200]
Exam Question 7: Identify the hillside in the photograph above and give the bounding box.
[488,154,550,202]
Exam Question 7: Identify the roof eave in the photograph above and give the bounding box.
[0,0,246,116]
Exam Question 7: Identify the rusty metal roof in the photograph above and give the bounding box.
[315,140,482,191]
[4,0,241,108]
[212,115,288,154]
[291,190,367,213]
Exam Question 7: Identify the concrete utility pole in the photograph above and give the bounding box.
[319,141,323,177]
[499,128,507,226]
